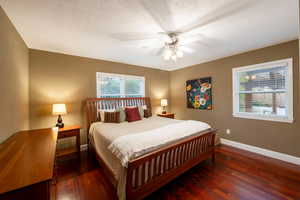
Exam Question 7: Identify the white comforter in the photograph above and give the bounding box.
[108,120,211,167]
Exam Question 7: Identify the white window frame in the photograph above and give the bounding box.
[232,58,293,123]
[96,72,145,98]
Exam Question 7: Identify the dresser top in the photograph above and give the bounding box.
[0,128,58,194]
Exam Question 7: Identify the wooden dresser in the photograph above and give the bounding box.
[0,128,58,200]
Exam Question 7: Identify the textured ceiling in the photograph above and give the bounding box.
[0,0,298,71]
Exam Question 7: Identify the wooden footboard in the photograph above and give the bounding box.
[126,129,216,200]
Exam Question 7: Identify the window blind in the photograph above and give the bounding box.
[237,65,287,116]
[96,72,145,98]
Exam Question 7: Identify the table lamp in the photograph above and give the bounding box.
[52,104,67,128]
[161,99,168,114]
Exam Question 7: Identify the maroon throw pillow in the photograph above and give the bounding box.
[125,107,141,122]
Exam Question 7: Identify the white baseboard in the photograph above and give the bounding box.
[220,138,300,166]
[80,144,88,151]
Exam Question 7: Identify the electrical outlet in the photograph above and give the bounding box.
[226,129,231,135]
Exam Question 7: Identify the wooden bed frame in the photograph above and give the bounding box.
[86,97,216,200]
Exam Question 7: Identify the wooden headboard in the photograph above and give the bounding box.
[86,97,152,143]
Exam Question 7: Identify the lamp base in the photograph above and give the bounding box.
[56,122,64,128]
[56,114,64,128]
[162,111,167,114]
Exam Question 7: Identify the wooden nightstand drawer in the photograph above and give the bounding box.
[58,130,79,138]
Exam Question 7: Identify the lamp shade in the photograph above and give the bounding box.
[52,104,67,115]
[161,99,168,107]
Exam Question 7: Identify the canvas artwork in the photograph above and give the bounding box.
[186,77,212,110]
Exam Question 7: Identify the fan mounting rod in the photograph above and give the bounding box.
[165,33,179,45]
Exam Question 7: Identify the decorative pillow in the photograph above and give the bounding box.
[104,111,120,123]
[144,109,152,118]
[125,107,141,122]
[138,106,144,118]
[116,107,126,122]
[100,109,115,121]
[126,106,145,118]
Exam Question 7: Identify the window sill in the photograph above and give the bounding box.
[233,113,293,123]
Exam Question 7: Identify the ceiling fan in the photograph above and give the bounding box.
[110,0,254,62]
[155,32,195,61]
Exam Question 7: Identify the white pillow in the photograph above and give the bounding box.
[116,107,126,122]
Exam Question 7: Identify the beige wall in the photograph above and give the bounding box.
[0,6,29,143]
[29,49,170,145]
[170,40,300,157]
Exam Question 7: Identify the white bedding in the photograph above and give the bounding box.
[108,120,211,167]
[89,116,211,200]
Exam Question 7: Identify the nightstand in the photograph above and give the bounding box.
[157,113,175,119]
[57,125,81,156]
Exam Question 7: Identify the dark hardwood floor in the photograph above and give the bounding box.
[53,145,300,200]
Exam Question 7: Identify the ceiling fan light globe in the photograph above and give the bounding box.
[163,49,172,57]
[166,49,172,55]
[171,54,177,60]
[176,50,183,58]
[163,54,171,60]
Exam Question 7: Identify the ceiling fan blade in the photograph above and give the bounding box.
[109,32,160,41]
[179,32,224,49]
[153,47,165,56]
[142,45,165,56]
[145,46,165,56]
[178,33,204,45]
[178,46,195,54]
[177,0,256,34]
[140,0,176,32]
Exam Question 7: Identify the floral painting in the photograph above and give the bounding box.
[186,77,212,110]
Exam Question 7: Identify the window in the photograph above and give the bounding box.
[232,58,293,123]
[96,72,145,98]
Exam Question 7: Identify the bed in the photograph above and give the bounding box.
[86,97,216,200]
